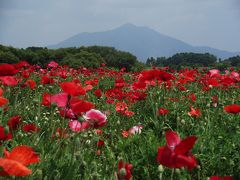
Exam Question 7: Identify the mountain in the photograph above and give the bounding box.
[48,23,240,61]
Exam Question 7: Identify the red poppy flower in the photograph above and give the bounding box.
[0,88,3,96]
[188,93,196,103]
[21,70,31,78]
[97,140,105,147]
[122,130,129,138]
[211,96,218,103]
[179,86,187,91]
[60,82,86,96]
[94,89,102,98]
[117,161,133,180]
[158,108,169,116]
[131,81,147,91]
[188,107,201,118]
[41,76,54,85]
[0,64,18,76]
[210,176,233,180]
[22,124,40,133]
[0,97,8,107]
[85,78,99,86]
[116,102,128,113]
[83,85,93,92]
[224,104,240,114]
[25,79,36,90]
[0,76,18,86]
[41,93,51,106]
[126,91,147,103]
[105,88,125,101]
[0,145,40,176]
[204,78,219,87]
[157,130,198,171]
[124,110,135,117]
[0,126,12,145]
[115,102,135,117]
[13,61,30,69]
[70,98,94,114]
[7,116,21,131]
[139,69,175,82]
[115,79,127,88]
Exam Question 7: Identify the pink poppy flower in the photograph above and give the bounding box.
[128,125,143,135]
[47,61,58,68]
[51,93,68,108]
[69,120,90,132]
[69,120,82,132]
[83,109,107,128]
[209,69,220,77]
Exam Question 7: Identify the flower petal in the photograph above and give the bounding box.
[175,136,197,155]
[166,130,181,149]
[0,158,32,176]
[6,146,39,166]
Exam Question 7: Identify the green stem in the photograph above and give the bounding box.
[159,172,163,180]
[171,169,175,180]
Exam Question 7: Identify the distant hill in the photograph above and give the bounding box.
[48,23,240,61]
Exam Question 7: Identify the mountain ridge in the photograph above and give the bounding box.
[48,23,240,61]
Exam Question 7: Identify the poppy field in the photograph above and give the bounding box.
[0,61,239,179]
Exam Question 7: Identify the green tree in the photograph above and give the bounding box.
[60,50,103,68]
[0,50,19,64]
[224,55,240,66]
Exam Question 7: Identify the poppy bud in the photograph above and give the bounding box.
[175,169,181,174]
[119,168,127,178]
[86,140,91,144]
[33,98,39,103]
[35,169,42,177]
[158,165,164,172]
[180,119,185,124]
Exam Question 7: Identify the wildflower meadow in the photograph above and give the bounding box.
[0,61,239,179]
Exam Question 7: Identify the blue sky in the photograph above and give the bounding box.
[0,0,239,52]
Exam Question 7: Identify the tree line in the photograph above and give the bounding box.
[0,45,144,71]
[146,52,240,69]
[0,44,239,71]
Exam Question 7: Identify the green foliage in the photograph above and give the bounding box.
[0,44,141,71]
[146,53,218,68]
[0,50,19,64]
[223,55,240,67]
[60,50,103,68]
